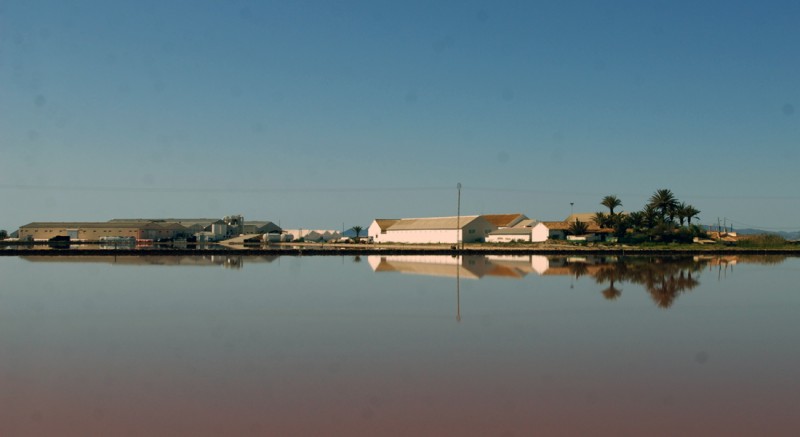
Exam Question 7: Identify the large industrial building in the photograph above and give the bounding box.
[17,221,189,242]
[17,215,282,242]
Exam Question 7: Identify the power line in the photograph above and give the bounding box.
[4,182,800,201]
[719,218,799,231]
[0,184,452,194]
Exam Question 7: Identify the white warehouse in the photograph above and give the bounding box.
[368,215,497,244]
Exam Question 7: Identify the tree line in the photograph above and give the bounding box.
[574,189,706,243]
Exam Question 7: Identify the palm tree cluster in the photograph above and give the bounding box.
[592,189,704,243]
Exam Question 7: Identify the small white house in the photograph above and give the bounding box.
[532,222,569,242]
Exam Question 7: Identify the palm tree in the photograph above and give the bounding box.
[611,213,632,238]
[592,212,609,228]
[352,225,363,242]
[675,202,688,226]
[648,189,678,222]
[684,205,701,225]
[642,204,660,228]
[601,195,622,215]
[628,211,645,232]
[568,219,589,236]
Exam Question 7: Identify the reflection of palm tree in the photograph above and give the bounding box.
[586,256,706,308]
[594,263,626,300]
[568,262,589,279]
[602,283,622,300]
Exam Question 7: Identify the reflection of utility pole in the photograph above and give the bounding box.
[456,255,461,322]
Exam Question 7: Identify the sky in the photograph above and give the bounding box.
[1,0,798,231]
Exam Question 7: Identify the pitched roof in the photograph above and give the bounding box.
[481,214,527,227]
[539,221,571,231]
[109,218,225,227]
[513,219,538,228]
[489,228,532,235]
[387,215,485,231]
[21,222,151,229]
[151,222,189,231]
[372,219,400,231]
[564,213,598,224]
[245,221,282,232]
[245,221,278,227]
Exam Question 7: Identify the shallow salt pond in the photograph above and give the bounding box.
[1,254,798,436]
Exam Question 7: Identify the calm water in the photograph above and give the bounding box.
[1,254,799,436]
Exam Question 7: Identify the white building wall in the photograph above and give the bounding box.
[368,221,385,243]
[530,255,550,275]
[532,223,550,242]
[486,231,532,243]
[370,217,496,244]
[462,218,495,243]
[382,229,461,244]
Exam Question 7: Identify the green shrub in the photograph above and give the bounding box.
[737,234,787,248]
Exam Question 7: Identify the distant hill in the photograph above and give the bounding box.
[342,226,369,238]
[705,226,800,241]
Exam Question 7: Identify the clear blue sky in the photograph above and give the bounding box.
[2,1,798,231]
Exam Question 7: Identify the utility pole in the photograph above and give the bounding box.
[456,182,462,250]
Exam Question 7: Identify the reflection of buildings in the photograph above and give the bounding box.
[368,254,788,309]
[367,255,552,279]
[20,255,279,270]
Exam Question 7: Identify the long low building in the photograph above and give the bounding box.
[18,216,282,242]
[17,221,190,241]
[368,215,498,244]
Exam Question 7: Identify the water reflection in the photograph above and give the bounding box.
[18,253,791,308]
[368,254,789,309]
[3,254,799,435]
[19,255,276,270]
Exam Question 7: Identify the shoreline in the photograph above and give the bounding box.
[2,242,800,257]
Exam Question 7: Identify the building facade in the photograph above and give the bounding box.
[368,215,497,244]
